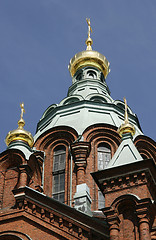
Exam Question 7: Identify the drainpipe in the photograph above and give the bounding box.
[69,145,73,207]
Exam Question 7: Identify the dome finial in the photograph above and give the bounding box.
[123,97,128,123]
[18,102,25,129]
[86,18,93,50]
[118,97,136,137]
[20,102,25,119]
[5,103,34,147]
[68,19,110,79]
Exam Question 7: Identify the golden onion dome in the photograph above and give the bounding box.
[118,121,136,137]
[5,103,34,148]
[118,98,136,137]
[68,18,110,79]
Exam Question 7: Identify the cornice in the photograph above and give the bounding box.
[11,186,109,239]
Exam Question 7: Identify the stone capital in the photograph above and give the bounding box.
[136,198,152,222]
[103,207,120,227]
[136,200,152,240]
[71,142,90,184]
[18,164,31,174]
[70,141,90,166]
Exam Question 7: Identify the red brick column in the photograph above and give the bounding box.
[71,142,90,185]
[109,221,120,240]
[17,165,31,188]
[138,217,150,240]
[136,199,152,240]
[76,162,86,184]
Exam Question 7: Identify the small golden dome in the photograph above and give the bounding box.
[118,121,136,137]
[68,18,110,79]
[118,98,136,137]
[5,103,34,148]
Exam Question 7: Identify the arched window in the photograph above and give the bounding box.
[98,143,111,170]
[98,143,111,209]
[52,146,66,203]
[87,70,97,79]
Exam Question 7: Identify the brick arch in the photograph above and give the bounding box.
[110,195,154,240]
[83,124,120,156]
[0,149,26,171]
[134,135,156,162]
[111,194,140,209]
[111,194,140,240]
[34,126,78,151]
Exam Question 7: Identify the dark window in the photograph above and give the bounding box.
[90,96,107,103]
[76,73,82,81]
[52,146,66,203]
[117,103,130,114]
[100,73,105,83]
[98,143,111,209]
[87,70,97,79]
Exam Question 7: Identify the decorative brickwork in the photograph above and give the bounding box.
[134,135,156,162]
[92,158,156,240]
[0,148,44,209]
[0,186,108,240]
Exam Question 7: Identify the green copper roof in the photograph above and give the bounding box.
[34,67,143,142]
[107,132,143,169]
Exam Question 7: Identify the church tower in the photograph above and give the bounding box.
[34,19,145,215]
[0,19,155,240]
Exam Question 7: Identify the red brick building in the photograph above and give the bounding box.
[0,22,155,240]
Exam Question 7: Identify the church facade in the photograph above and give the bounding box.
[0,20,155,240]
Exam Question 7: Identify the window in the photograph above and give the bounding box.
[98,143,111,209]
[76,73,82,81]
[98,143,111,170]
[52,146,66,203]
[87,70,97,79]
[90,96,107,103]
[64,97,79,105]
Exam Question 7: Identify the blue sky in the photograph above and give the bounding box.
[0,0,156,151]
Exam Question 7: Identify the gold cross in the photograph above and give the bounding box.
[124,97,129,123]
[86,18,92,38]
[20,102,25,119]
